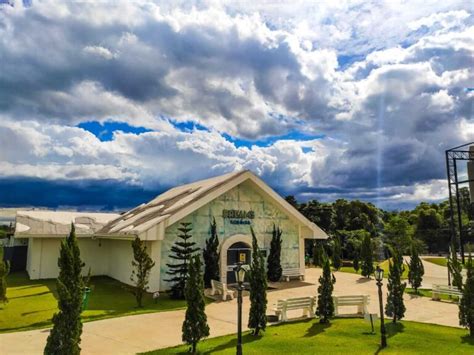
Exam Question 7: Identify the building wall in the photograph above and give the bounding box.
[160,180,301,290]
[25,238,130,281]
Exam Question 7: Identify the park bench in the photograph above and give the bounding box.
[273,296,316,322]
[210,279,235,301]
[432,284,463,303]
[282,268,305,282]
[333,295,369,317]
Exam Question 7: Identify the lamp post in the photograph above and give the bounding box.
[374,266,387,348]
[234,262,247,355]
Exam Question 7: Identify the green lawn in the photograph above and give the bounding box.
[143,318,474,354]
[424,257,448,267]
[0,272,190,333]
[405,288,460,303]
[338,259,409,279]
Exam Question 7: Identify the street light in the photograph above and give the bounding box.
[234,262,247,355]
[374,266,387,348]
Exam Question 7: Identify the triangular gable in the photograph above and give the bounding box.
[97,170,328,240]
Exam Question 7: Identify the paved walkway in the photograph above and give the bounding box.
[0,267,460,355]
[418,256,450,288]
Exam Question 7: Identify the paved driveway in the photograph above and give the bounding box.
[0,268,461,354]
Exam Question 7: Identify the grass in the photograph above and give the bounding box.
[143,318,474,354]
[0,272,193,333]
[424,257,448,267]
[338,259,409,279]
[405,288,460,303]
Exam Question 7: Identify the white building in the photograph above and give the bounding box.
[15,170,328,291]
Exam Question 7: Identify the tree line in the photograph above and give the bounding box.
[286,187,472,258]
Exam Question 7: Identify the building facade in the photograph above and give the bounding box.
[15,171,328,291]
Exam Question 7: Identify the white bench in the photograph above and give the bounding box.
[282,268,304,282]
[273,296,316,322]
[432,284,463,303]
[210,279,235,301]
[333,295,369,317]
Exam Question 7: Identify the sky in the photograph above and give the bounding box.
[0,0,473,211]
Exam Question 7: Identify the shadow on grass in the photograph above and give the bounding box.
[178,333,262,354]
[303,321,331,337]
[372,321,405,355]
[22,308,56,316]
[11,291,52,299]
[386,321,405,338]
[461,334,474,345]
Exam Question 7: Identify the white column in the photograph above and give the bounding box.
[298,225,305,275]
[149,240,162,292]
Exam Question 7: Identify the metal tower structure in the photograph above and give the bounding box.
[446,141,474,264]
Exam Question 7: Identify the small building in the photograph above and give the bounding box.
[14,170,328,291]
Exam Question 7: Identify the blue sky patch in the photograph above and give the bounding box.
[170,120,210,132]
[223,131,325,148]
[77,121,153,141]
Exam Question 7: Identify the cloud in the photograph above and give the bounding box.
[0,1,472,209]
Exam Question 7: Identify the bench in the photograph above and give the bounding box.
[273,296,316,322]
[333,295,369,317]
[210,279,235,301]
[282,268,304,282]
[432,284,463,303]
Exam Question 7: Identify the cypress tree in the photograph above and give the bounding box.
[316,254,335,323]
[332,236,342,270]
[448,241,463,289]
[408,242,424,294]
[44,224,84,355]
[267,224,283,282]
[360,233,374,278]
[459,251,474,336]
[130,236,155,307]
[385,251,406,323]
[203,218,220,288]
[165,223,199,299]
[182,255,210,353]
[353,248,360,273]
[0,246,9,304]
[248,227,267,335]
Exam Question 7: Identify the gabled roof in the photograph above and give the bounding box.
[15,210,120,238]
[97,170,328,240]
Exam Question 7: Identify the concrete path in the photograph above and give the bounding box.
[418,256,450,288]
[0,268,461,355]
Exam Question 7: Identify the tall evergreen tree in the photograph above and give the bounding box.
[332,236,342,270]
[448,240,463,289]
[459,250,474,336]
[408,242,424,294]
[182,255,210,353]
[360,232,374,278]
[44,224,84,355]
[248,227,267,335]
[267,224,283,282]
[353,250,360,273]
[165,223,199,299]
[130,236,155,307]
[0,246,9,304]
[203,218,220,288]
[385,251,406,323]
[316,254,335,323]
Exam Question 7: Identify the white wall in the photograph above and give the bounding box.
[25,237,163,291]
[106,239,133,286]
[26,238,127,280]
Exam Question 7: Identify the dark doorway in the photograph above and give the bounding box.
[3,246,27,272]
[226,241,251,284]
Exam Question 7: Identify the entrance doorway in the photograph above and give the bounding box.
[226,241,251,284]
